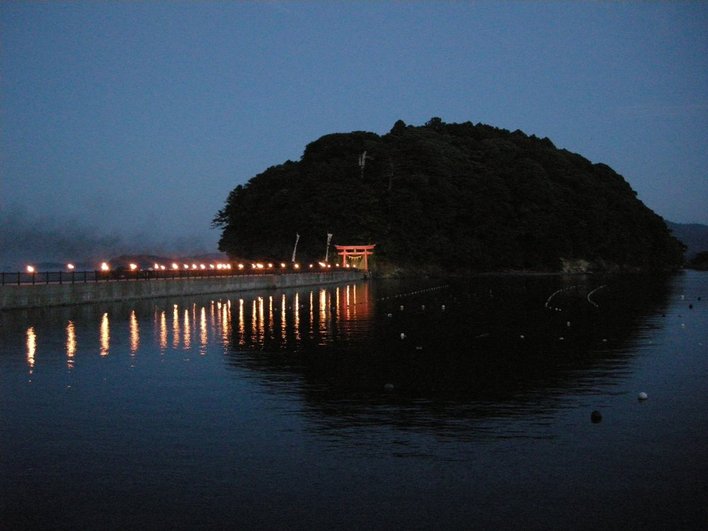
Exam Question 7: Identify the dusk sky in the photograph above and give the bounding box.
[1,2,706,266]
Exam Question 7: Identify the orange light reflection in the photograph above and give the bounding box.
[26,326,36,370]
[129,310,140,354]
[99,313,110,356]
[66,321,76,367]
[238,298,245,346]
[159,311,168,351]
[200,306,208,355]
[172,305,180,349]
[183,309,191,349]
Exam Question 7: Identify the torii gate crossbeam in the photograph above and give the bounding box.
[335,244,376,271]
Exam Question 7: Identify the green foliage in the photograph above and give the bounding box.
[213,119,685,271]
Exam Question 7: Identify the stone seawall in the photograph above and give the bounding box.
[0,271,365,310]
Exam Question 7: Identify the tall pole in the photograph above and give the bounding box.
[291,233,300,263]
[325,233,333,262]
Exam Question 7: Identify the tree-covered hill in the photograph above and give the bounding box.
[213,118,684,272]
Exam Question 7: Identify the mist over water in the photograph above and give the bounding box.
[0,205,218,270]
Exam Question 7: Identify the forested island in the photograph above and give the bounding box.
[213,118,685,274]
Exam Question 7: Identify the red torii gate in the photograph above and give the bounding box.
[335,244,376,271]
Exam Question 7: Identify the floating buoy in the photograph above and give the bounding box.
[400,305,404,311]
[387,313,392,318]
[591,410,602,423]
[519,334,525,339]
[638,392,648,401]
[689,304,693,309]
[415,346,423,350]
[566,321,571,327]
[421,304,425,310]
[441,305,446,311]
[384,383,395,391]
[400,332,406,340]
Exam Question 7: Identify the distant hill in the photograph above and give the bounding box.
[666,222,708,260]
[214,118,685,273]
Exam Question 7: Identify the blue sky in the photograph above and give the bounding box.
[1,1,706,263]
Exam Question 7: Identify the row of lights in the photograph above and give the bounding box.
[25,261,355,273]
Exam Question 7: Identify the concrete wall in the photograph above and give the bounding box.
[0,271,364,310]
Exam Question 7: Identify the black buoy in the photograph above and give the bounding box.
[591,410,602,424]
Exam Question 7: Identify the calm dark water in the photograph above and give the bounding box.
[1,272,706,530]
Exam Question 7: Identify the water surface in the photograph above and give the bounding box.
[1,272,706,529]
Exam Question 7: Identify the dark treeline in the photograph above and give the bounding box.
[213,118,684,272]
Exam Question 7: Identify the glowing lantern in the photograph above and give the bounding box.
[67,263,75,271]
[100,262,110,272]
[129,263,138,271]
[26,265,35,273]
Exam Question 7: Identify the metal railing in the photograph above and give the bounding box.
[1,266,353,286]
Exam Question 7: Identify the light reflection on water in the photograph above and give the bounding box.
[66,320,76,368]
[2,273,707,530]
[25,326,35,370]
[129,310,139,354]
[8,275,687,418]
[99,312,109,357]
[13,281,378,372]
